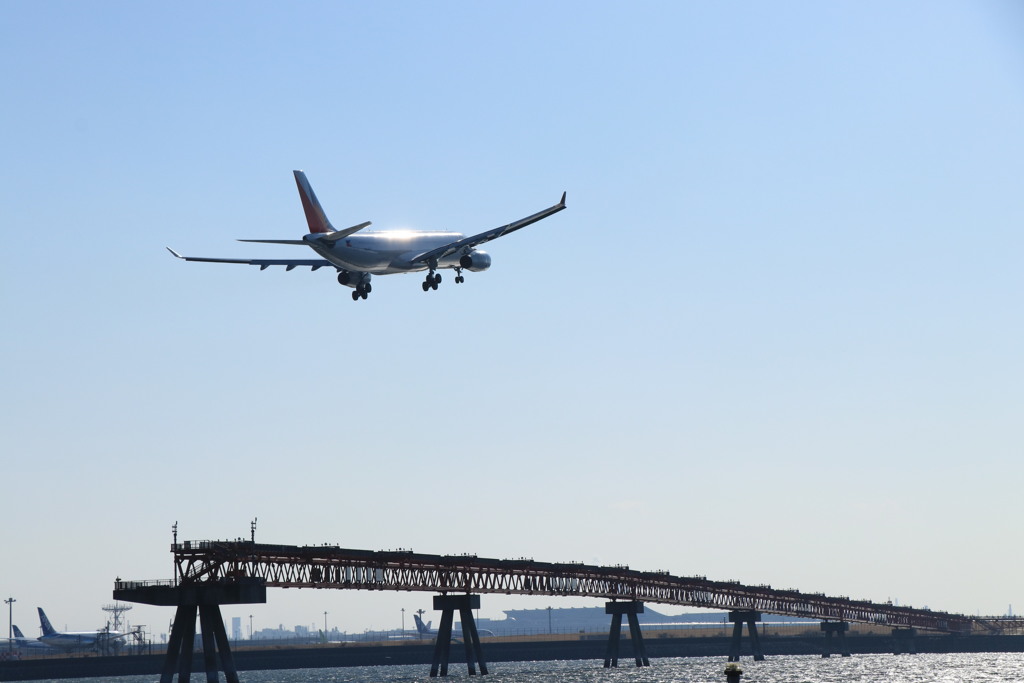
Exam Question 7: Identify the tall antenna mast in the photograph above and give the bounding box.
[102,603,132,632]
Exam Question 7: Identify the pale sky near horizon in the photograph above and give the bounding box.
[3,1,1024,639]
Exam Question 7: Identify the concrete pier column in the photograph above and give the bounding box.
[820,621,851,658]
[728,611,764,661]
[161,605,195,683]
[604,601,648,667]
[115,578,266,683]
[430,594,486,677]
[172,605,197,683]
[604,611,623,667]
[892,628,917,655]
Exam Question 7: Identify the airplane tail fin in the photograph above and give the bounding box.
[413,614,432,635]
[293,170,336,234]
[38,608,57,637]
[12,625,25,639]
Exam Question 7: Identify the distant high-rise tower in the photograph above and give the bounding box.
[232,617,242,641]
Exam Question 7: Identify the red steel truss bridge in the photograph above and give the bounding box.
[118,538,1024,636]
[114,538,1024,680]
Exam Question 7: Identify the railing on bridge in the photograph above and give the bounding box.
[164,539,1011,635]
[114,579,176,591]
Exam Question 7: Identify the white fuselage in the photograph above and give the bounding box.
[304,231,468,275]
[1,637,53,651]
[39,631,121,649]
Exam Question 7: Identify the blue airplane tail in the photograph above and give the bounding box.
[37,608,57,637]
[12,625,26,639]
[413,613,432,636]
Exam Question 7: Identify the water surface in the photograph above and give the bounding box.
[50,653,1024,683]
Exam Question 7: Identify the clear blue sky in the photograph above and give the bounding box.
[3,1,1023,638]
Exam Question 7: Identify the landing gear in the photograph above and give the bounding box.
[454,267,465,284]
[349,281,371,302]
[422,271,442,292]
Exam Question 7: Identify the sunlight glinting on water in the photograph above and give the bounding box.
[56,652,1024,683]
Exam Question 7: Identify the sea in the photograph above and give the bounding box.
[35,653,1024,683]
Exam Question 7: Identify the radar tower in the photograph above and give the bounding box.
[102,602,132,631]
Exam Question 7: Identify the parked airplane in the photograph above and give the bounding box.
[168,171,567,301]
[413,613,433,637]
[0,625,54,652]
[36,608,125,651]
[413,613,494,639]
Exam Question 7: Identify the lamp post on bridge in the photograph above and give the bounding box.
[401,608,405,636]
[323,611,328,637]
[4,597,14,656]
[547,606,552,635]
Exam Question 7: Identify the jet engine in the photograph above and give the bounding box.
[337,270,371,289]
[459,250,491,272]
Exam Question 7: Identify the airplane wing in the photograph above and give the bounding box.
[409,192,566,266]
[166,248,334,271]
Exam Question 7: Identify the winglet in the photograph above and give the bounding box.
[166,247,183,259]
[560,191,566,207]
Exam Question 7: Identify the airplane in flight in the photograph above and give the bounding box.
[168,171,567,301]
[36,607,125,651]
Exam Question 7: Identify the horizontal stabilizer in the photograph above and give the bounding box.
[237,239,307,245]
[322,221,371,241]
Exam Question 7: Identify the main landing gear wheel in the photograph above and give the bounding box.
[423,271,441,291]
[454,267,465,284]
[351,283,371,301]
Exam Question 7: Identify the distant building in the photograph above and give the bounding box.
[232,617,241,641]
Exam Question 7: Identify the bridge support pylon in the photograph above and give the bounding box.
[113,578,266,683]
[164,604,239,683]
[892,627,918,655]
[603,600,649,668]
[430,594,488,677]
[820,621,851,657]
[728,610,764,662]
